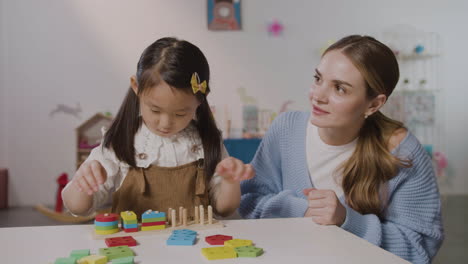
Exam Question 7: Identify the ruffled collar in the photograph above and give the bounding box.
[131,122,203,168]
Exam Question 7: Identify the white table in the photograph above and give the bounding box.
[1,217,409,263]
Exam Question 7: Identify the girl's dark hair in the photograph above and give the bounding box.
[103,37,222,180]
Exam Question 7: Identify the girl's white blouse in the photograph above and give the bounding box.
[63,122,228,214]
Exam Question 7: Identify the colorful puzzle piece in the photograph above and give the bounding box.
[111,256,134,264]
[141,225,165,231]
[95,213,119,222]
[54,257,77,264]
[167,233,197,245]
[205,234,233,245]
[70,249,90,259]
[77,255,108,264]
[141,209,165,219]
[141,217,166,223]
[120,211,137,222]
[95,228,119,235]
[172,229,197,236]
[94,220,119,227]
[234,245,264,257]
[201,246,237,260]
[99,246,134,260]
[224,239,253,248]
[105,236,137,247]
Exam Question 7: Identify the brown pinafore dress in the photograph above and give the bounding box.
[111,159,210,220]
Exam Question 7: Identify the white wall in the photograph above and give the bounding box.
[1,0,467,206]
[0,0,6,167]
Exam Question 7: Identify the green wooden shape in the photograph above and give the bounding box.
[95,224,118,231]
[112,256,134,264]
[141,217,166,223]
[122,219,138,225]
[99,246,134,260]
[234,245,264,257]
[70,249,90,259]
[54,257,77,264]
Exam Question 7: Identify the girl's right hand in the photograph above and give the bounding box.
[72,160,107,195]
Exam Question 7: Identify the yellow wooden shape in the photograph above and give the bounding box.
[201,246,237,260]
[77,254,108,264]
[95,228,119,235]
[120,211,137,222]
[141,225,166,231]
[224,239,253,248]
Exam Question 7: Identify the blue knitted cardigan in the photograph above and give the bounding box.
[239,111,444,263]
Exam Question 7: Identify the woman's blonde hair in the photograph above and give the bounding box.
[324,35,412,218]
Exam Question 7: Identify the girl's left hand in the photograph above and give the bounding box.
[215,157,255,184]
[303,188,346,226]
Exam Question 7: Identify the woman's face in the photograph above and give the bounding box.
[309,50,372,129]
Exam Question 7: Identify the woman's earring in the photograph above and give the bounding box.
[364,114,369,119]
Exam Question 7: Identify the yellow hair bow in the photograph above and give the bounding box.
[191,72,207,94]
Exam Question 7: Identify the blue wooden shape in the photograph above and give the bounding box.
[94,220,119,227]
[123,223,138,229]
[166,234,197,246]
[172,229,197,236]
[141,210,166,219]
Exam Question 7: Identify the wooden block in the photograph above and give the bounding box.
[141,210,165,219]
[120,211,137,222]
[95,213,119,222]
[141,217,165,223]
[224,239,253,248]
[141,221,165,227]
[111,256,134,264]
[94,220,119,227]
[77,255,108,264]
[172,229,197,236]
[201,246,237,260]
[95,225,119,231]
[205,234,233,245]
[54,257,77,264]
[99,246,134,260]
[166,234,196,246]
[140,225,165,231]
[105,236,137,247]
[121,219,138,225]
[70,249,90,259]
[123,228,138,233]
[95,228,119,235]
[122,223,138,229]
[234,245,264,257]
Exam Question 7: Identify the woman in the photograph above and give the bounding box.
[239,35,443,263]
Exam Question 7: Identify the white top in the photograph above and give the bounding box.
[306,121,357,198]
[63,122,228,213]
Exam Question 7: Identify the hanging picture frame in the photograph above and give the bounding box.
[208,0,241,31]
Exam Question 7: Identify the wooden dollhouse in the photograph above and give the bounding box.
[76,113,113,169]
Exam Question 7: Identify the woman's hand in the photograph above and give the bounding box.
[303,188,346,226]
[215,157,255,184]
[72,160,107,195]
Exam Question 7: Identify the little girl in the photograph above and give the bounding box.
[62,37,254,218]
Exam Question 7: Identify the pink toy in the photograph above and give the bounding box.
[56,173,69,212]
[433,152,448,178]
[268,20,284,36]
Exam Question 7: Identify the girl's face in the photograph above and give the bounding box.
[132,78,200,138]
[309,50,378,130]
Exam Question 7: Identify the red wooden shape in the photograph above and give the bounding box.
[123,228,139,233]
[105,236,137,247]
[95,213,119,222]
[141,221,165,227]
[205,234,233,245]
